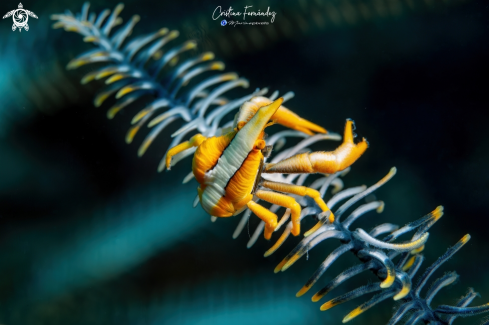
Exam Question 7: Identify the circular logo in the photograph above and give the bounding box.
[13,9,28,27]
[221,20,227,26]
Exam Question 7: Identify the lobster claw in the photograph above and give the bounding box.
[232,97,284,153]
[234,96,327,135]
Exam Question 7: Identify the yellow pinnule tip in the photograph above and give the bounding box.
[380,274,395,288]
[296,285,309,297]
[342,306,364,323]
[52,21,64,29]
[126,126,139,144]
[132,109,150,124]
[311,293,324,302]
[185,41,197,49]
[222,73,239,81]
[282,254,301,271]
[264,245,277,258]
[393,287,411,301]
[115,3,124,13]
[211,62,225,70]
[273,259,287,273]
[169,56,179,67]
[202,52,215,60]
[320,300,338,311]
[66,59,86,70]
[138,141,151,157]
[402,256,416,272]
[107,106,122,119]
[153,50,163,60]
[461,234,471,244]
[169,30,180,38]
[64,26,79,32]
[116,86,134,99]
[94,93,109,108]
[410,245,425,255]
[81,73,96,85]
[83,36,97,43]
[238,79,250,89]
[106,74,125,84]
[148,116,166,128]
[132,15,140,22]
[265,231,289,258]
[433,205,444,220]
[215,98,228,106]
[158,28,169,35]
[376,201,385,213]
[90,52,105,58]
[95,70,115,80]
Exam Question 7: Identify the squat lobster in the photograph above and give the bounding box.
[166,97,368,239]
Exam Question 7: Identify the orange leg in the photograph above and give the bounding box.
[254,190,302,237]
[165,133,207,170]
[264,119,368,174]
[261,180,335,226]
[246,201,278,240]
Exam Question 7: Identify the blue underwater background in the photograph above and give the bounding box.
[0,0,488,324]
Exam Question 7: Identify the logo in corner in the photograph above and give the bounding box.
[3,3,37,32]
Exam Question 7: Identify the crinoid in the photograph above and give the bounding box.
[230,134,489,324]
[53,3,488,325]
[51,2,298,174]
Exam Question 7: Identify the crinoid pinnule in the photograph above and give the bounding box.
[224,133,488,324]
[51,3,301,174]
[259,166,489,324]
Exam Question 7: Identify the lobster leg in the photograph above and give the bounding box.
[246,200,278,240]
[264,119,368,174]
[254,190,302,237]
[165,133,207,170]
[261,180,335,224]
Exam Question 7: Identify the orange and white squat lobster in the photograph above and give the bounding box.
[166,97,368,239]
